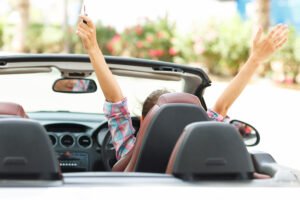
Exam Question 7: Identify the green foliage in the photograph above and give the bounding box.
[0,23,3,48]
[2,23,63,53]
[272,27,300,83]
[69,22,118,54]
[95,22,118,55]
[189,16,251,76]
[2,16,300,84]
[26,24,63,53]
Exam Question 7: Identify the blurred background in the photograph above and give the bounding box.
[0,0,300,170]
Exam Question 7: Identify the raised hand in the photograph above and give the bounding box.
[250,24,288,63]
[76,15,99,52]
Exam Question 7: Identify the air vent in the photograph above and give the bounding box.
[78,135,92,148]
[0,61,7,66]
[48,134,57,146]
[60,134,75,148]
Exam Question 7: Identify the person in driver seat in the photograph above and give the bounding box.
[76,15,288,161]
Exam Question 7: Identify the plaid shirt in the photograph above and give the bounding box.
[104,98,229,160]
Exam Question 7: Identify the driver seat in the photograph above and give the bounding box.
[112,92,210,173]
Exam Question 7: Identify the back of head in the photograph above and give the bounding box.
[142,89,170,118]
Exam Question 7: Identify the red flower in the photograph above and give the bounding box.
[149,49,164,57]
[111,34,121,43]
[106,43,114,54]
[157,31,165,39]
[146,35,154,43]
[136,41,144,48]
[106,34,121,54]
[135,25,143,35]
[168,47,177,56]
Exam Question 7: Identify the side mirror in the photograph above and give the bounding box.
[53,78,97,93]
[230,120,260,146]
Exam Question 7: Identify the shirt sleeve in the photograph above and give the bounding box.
[103,98,136,160]
[207,109,243,131]
[206,108,230,123]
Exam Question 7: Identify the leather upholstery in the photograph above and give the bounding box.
[0,102,28,118]
[166,122,255,180]
[112,92,210,172]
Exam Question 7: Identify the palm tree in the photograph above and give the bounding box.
[256,0,271,75]
[256,0,270,31]
[9,0,30,52]
[63,0,84,52]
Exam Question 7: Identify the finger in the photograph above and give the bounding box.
[273,28,289,44]
[77,27,90,38]
[268,24,283,39]
[78,21,91,30]
[269,24,287,39]
[76,28,89,40]
[253,26,263,44]
[76,30,87,41]
[271,27,288,41]
[79,15,93,27]
[275,37,288,49]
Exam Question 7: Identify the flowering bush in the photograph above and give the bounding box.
[107,16,179,62]
[95,23,118,55]
[0,23,3,48]
[272,27,300,84]
[2,23,64,53]
[27,24,64,53]
[70,22,118,54]
[189,16,252,76]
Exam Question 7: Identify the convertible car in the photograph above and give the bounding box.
[0,54,299,198]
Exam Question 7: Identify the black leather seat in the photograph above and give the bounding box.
[166,121,254,180]
[0,118,62,185]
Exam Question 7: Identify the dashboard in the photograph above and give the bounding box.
[28,111,115,172]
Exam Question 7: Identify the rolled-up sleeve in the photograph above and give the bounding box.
[207,109,230,123]
[103,98,136,160]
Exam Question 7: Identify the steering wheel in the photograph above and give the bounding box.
[96,117,140,171]
[101,128,117,171]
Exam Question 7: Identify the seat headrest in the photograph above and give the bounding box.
[0,119,62,185]
[125,94,210,172]
[167,122,254,180]
[157,92,201,106]
[0,102,28,118]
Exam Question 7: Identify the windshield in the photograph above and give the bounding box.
[0,67,183,115]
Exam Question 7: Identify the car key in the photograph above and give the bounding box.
[81,1,88,24]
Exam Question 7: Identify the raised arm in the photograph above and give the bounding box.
[76,15,123,102]
[213,24,288,117]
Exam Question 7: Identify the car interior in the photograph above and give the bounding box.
[0,54,299,187]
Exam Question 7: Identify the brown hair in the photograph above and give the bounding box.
[142,89,170,118]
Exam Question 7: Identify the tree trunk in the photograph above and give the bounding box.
[256,0,270,31]
[255,0,271,77]
[11,0,30,52]
[63,0,70,53]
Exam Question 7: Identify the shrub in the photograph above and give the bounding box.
[0,23,3,48]
[108,16,179,62]
[190,16,252,76]
[25,24,64,53]
[272,27,300,83]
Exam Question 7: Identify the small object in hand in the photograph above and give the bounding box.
[82,4,88,24]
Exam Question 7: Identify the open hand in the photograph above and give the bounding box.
[250,24,288,63]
